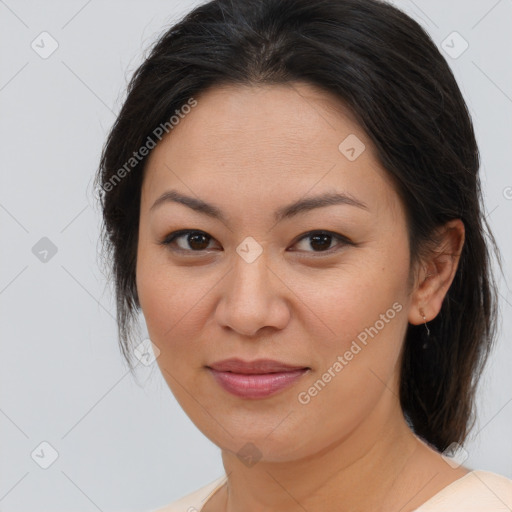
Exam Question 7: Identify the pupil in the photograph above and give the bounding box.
[189,232,209,250]
[310,234,331,251]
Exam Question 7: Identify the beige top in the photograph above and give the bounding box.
[149,470,512,512]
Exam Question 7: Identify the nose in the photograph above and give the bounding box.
[215,253,291,337]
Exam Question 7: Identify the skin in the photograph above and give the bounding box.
[136,82,467,512]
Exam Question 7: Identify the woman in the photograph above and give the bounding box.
[95,0,512,510]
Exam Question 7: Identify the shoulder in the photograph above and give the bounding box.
[416,470,512,511]
[146,475,228,512]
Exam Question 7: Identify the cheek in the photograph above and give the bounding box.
[294,247,409,349]
[135,247,215,366]
[295,239,411,394]
[304,278,407,389]
[136,244,183,346]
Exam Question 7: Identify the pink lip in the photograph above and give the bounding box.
[206,358,310,399]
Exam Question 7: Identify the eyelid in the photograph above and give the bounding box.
[159,229,353,255]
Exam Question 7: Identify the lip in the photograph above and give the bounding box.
[208,358,308,374]
[206,358,310,399]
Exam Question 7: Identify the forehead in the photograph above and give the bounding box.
[148,82,370,161]
[142,82,401,222]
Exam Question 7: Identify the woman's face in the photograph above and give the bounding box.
[136,82,417,462]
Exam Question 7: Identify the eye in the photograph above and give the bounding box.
[159,230,218,253]
[290,230,352,254]
[159,229,352,255]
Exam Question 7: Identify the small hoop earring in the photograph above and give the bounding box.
[419,307,430,337]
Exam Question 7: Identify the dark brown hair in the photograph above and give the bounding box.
[95,0,502,452]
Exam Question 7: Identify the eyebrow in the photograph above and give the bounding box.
[150,189,368,223]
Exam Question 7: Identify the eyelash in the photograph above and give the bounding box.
[158,229,353,256]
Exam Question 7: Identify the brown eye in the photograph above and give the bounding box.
[291,230,352,254]
[185,232,211,250]
[160,230,216,252]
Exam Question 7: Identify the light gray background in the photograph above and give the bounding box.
[0,1,511,511]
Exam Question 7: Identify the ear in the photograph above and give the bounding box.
[408,219,465,325]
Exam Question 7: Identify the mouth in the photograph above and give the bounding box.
[206,358,311,399]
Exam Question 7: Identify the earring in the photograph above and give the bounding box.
[419,307,430,350]
[419,307,430,337]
